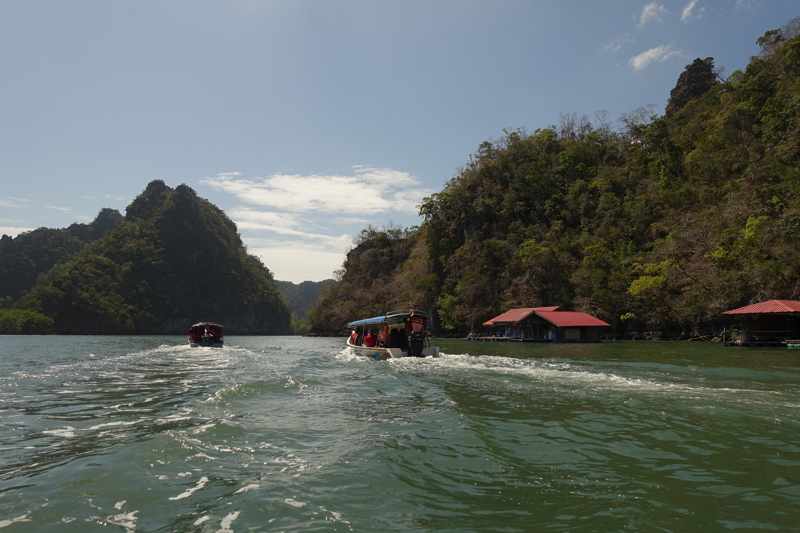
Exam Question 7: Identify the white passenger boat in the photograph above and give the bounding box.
[346,309,439,360]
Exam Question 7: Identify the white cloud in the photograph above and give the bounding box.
[638,2,667,28]
[245,233,351,253]
[201,166,432,216]
[228,208,353,249]
[329,216,373,226]
[604,34,634,54]
[228,209,354,281]
[735,0,760,10]
[1,197,32,208]
[681,0,704,23]
[628,43,681,70]
[217,171,241,178]
[244,237,351,283]
[227,208,300,231]
[0,226,35,237]
[44,205,72,212]
[200,166,430,282]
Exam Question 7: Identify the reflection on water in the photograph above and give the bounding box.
[0,336,798,531]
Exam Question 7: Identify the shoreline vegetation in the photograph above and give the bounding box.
[3,20,800,338]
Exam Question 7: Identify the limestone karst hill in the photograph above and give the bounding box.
[12,181,291,335]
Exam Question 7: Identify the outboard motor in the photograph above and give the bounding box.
[408,331,424,357]
[202,333,213,346]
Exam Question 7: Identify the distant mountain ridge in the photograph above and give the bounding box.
[275,279,335,320]
[11,181,292,335]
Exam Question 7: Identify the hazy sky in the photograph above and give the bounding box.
[1,1,797,282]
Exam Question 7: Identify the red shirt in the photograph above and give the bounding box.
[364,334,377,347]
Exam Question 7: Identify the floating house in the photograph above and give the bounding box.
[721,299,800,346]
[473,306,611,343]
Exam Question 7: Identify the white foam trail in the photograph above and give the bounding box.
[233,484,259,494]
[43,426,76,438]
[107,510,138,533]
[88,420,140,430]
[285,498,306,508]
[335,348,365,362]
[0,513,31,528]
[424,353,709,395]
[168,476,209,500]
[219,511,240,532]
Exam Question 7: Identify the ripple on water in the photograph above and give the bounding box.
[1,337,799,531]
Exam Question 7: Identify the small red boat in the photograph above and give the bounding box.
[188,322,224,348]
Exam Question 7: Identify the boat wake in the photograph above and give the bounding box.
[383,352,800,418]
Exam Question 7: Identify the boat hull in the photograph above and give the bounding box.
[346,340,439,359]
[189,337,222,348]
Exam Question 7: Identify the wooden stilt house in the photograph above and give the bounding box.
[722,300,800,346]
[475,306,610,343]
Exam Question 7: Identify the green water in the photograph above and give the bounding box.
[0,336,798,531]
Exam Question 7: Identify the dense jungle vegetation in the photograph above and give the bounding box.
[310,21,800,338]
[0,208,123,306]
[3,181,291,334]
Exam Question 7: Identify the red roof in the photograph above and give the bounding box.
[483,307,563,326]
[535,310,610,328]
[483,307,610,328]
[722,300,800,315]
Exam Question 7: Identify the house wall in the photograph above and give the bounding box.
[493,324,604,341]
[742,315,800,341]
[557,326,602,341]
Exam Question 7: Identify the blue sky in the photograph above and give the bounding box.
[1,1,797,282]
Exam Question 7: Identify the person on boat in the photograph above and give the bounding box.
[398,330,409,351]
[349,330,358,345]
[386,328,401,348]
[364,329,377,347]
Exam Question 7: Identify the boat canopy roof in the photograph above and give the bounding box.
[190,322,223,328]
[347,309,428,327]
[348,316,388,327]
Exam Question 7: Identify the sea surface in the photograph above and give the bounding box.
[0,336,798,532]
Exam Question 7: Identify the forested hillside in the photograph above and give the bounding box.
[310,21,800,338]
[0,208,122,306]
[275,278,335,334]
[308,225,437,334]
[275,279,336,320]
[12,181,291,334]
